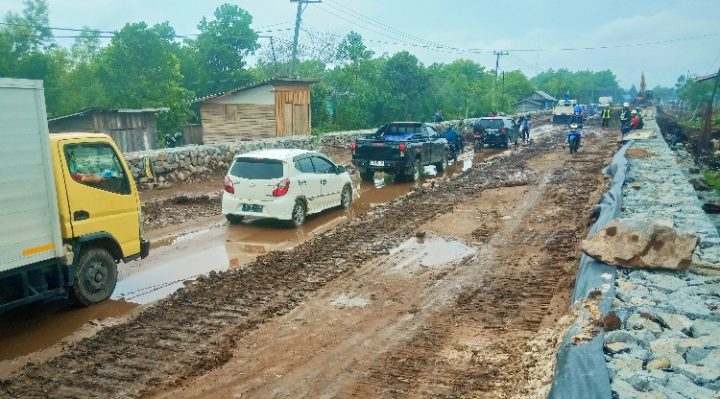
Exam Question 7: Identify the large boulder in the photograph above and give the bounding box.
[580,219,699,270]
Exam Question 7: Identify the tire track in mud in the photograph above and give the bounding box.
[346,130,616,398]
[1,133,565,399]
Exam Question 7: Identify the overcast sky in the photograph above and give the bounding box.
[2,0,719,89]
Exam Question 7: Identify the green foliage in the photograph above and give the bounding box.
[703,170,720,195]
[531,69,622,103]
[183,4,259,96]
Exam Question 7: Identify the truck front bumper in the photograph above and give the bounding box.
[140,239,150,259]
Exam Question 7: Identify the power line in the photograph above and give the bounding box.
[323,0,458,52]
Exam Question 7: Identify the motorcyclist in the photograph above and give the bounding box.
[601,106,612,127]
[472,121,485,151]
[443,124,463,155]
[567,122,581,150]
[619,102,631,135]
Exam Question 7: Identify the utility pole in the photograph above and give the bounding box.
[700,66,720,152]
[290,0,321,75]
[492,50,508,110]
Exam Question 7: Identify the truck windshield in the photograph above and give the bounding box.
[230,158,284,180]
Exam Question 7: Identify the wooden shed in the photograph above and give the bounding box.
[513,91,557,114]
[48,107,168,153]
[197,78,317,144]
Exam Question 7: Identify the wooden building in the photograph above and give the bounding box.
[513,91,557,114]
[197,78,317,144]
[48,107,168,153]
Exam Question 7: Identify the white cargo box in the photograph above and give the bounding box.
[0,78,64,273]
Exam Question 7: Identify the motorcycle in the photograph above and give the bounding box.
[472,127,485,152]
[567,131,581,154]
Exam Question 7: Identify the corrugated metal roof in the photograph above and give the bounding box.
[193,77,319,103]
[696,73,718,83]
[48,107,169,122]
[534,90,557,101]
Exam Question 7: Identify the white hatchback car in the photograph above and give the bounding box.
[222,149,353,227]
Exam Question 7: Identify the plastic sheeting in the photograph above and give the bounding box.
[548,142,631,399]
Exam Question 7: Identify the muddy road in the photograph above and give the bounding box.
[0,124,616,398]
[0,147,495,375]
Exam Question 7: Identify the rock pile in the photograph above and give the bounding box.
[605,119,720,398]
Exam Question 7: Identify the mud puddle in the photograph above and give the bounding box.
[389,235,476,272]
[0,299,138,372]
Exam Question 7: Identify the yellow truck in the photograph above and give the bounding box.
[0,78,149,311]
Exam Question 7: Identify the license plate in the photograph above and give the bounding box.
[242,204,263,212]
[369,160,384,166]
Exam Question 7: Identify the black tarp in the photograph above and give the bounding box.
[548,142,630,399]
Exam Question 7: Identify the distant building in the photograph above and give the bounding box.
[196,77,318,144]
[48,107,168,153]
[512,91,557,114]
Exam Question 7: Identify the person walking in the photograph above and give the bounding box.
[601,106,611,128]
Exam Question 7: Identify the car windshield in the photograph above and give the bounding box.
[230,158,283,179]
[478,119,504,129]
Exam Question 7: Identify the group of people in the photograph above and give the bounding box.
[618,102,644,135]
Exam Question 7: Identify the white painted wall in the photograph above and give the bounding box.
[211,85,275,105]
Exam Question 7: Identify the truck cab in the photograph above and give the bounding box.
[0,78,148,312]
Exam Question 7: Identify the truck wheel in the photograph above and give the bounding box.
[340,185,352,209]
[435,151,448,172]
[225,214,244,224]
[70,247,117,306]
[408,160,422,182]
[289,200,306,227]
[360,169,374,182]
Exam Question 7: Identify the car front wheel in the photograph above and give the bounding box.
[70,247,117,306]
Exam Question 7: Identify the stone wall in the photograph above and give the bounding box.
[124,130,371,187]
[603,118,720,398]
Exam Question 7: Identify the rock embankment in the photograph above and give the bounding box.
[605,119,720,398]
[124,130,371,188]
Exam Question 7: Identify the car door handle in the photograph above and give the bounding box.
[298,180,307,185]
[74,210,90,221]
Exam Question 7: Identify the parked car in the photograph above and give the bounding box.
[351,122,449,182]
[473,117,519,149]
[222,149,353,227]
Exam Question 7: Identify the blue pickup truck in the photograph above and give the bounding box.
[351,122,449,182]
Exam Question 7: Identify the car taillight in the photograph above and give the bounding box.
[398,143,406,157]
[224,176,235,194]
[351,142,357,152]
[272,178,291,197]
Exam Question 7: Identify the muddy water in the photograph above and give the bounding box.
[0,148,500,367]
[0,299,137,363]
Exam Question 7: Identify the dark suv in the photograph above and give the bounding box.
[474,117,519,149]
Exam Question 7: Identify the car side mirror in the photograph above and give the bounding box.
[336,165,346,174]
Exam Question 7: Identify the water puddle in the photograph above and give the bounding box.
[0,299,138,363]
[389,236,476,272]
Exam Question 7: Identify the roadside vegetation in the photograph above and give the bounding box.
[2,0,624,139]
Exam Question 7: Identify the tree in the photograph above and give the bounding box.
[336,31,373,64]
[381,51,428,119]
[184,4,259,96]
[97,22,193,139]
